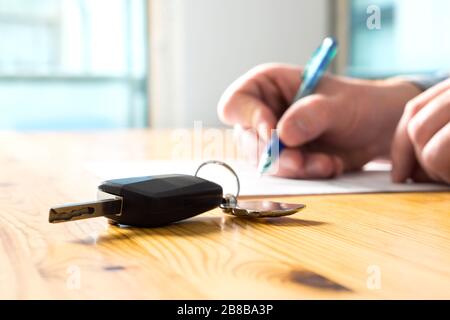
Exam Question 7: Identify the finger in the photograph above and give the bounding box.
[302,152,337,179]
[406,78,450,110]
[391,84,449,183]
[407,90,450,151]
[273,149,339,179]
[272,148,304,179]
[233,125,261,165]
[218,64,302,139]
[333,155,345,176]
[277,95,334,147]
[421,122,450,184]
[220,94,277,140]
[305,142,368,172]
[410,165,435,183]
[391,111,417,183]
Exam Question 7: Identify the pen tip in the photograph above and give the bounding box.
[257,157,271,176]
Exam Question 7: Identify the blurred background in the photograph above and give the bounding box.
[0,0,449,130]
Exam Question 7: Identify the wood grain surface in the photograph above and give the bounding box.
[0,130,449,299]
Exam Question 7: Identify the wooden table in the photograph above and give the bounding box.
[0,130,449,299]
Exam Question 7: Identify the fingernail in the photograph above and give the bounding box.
[333,157,344,176]
[258,123,270,141]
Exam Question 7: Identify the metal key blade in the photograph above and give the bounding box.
[49,198,122,223]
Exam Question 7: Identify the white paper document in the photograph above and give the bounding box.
[85,160,449,196]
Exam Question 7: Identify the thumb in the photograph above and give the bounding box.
[277,95,334,147]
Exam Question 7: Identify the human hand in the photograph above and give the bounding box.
[392,78,450,184]
[218,63,421,179]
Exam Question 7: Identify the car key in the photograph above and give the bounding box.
[49,161,305,227]
[49,174,223,227]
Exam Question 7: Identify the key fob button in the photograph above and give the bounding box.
[98,174,223,227]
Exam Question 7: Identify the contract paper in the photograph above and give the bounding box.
[85,160,449,197]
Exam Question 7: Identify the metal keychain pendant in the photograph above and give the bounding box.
[195,160,305,218]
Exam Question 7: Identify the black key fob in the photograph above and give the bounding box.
[99,174,223,227]
[49,161,305,228]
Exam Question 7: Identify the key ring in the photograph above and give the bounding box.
[194,160,240,202]
[194,160,305,217]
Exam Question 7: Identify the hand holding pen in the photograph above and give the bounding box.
[258,37,338,174]
[218,39,423,180]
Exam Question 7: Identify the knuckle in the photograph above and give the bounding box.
[249,63,279,76]
[405,100,420,115]
[248,62,301,78]
[217,85,244,124]
[422,146,441,172]
[406,117,426,145]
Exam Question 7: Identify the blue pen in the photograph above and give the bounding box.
[258,37,338,174]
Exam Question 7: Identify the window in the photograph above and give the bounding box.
[349,0,450,78]
[0,0,148,130]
